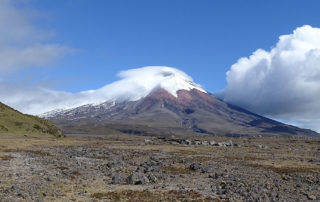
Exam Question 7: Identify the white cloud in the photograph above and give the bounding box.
[0,0,73,73]
[0,44,73,73]
[219,25,320,132]
[0,66,204,115]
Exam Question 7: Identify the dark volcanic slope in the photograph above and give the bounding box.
[48,89,318,137]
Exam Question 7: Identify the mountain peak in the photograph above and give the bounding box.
[109,66,207,100]
[38,66,207,115]
[143,66,206,97]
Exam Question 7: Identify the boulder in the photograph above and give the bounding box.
[218,142,225,147]
[148,173,158,183]
[182,139,192,145]
[201,141,209,146]
[202,166,213,173]
[144,139,154,144]
[209,141,217,145]
[126,173,149,185]
[224,140,233,147]
[194,141,201,145]
[171,141,180,145]
[111,174,123,184]
[218,140,233,147]
[189,163,201,171]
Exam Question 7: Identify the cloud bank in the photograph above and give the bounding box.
[0,0,73,73]
[0,66,204,115]
[220,25,320,132]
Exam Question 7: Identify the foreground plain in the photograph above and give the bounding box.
[0,133,319,201]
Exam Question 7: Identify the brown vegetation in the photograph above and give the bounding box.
[91,189,216,201]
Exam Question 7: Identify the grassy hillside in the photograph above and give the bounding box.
[0,102,63,137]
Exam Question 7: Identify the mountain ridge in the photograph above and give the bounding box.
[46,88,319,137]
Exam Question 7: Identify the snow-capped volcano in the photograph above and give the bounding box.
[39,66,206,115]
[46,89,318,137]
[42,66,318,137]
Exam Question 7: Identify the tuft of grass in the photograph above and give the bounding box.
[0,155,14,160]
[3,149,51,156]
[71,171,82,176]
[247,161,320,174]
[91,192,108,200]
[223,155,265,161]
[162,166,190,174]
[89,156,109,160]
[56,166,69,170]
[90,189,217,201]
[0,125,8,132]
[70,170,82,180]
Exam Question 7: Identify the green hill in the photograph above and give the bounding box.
[0,102,63,137]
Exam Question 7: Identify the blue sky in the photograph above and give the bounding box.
[2,0,320,132]
[15,0,320,93]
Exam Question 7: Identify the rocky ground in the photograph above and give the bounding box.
[0,133,319,201]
